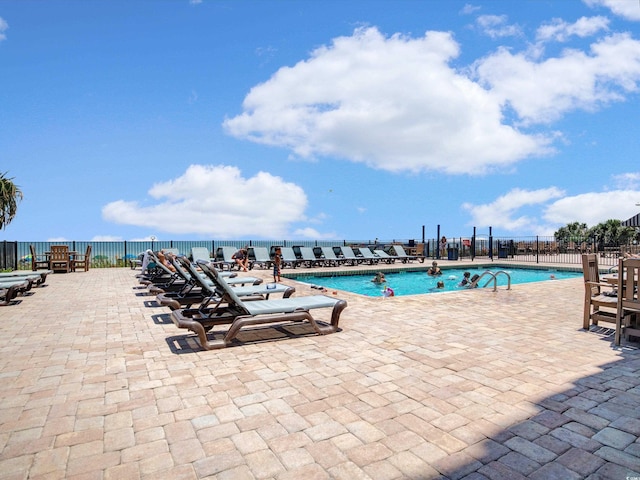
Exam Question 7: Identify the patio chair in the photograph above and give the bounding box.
[30,245,50,271]
[615,257,640,345]
[49,245,71,273]
[71,245,92,272]
[169,260,347,350]
[582,254,617,330]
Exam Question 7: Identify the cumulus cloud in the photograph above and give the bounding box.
[224,27,550,175]
[475,33,640,125]
[102,164,311,238]
[462,187,565,233]
[536,16,610,43]
[463,186,640,235]
[476,14,522,39]
[584,0,640,21]
[544,190,640,225]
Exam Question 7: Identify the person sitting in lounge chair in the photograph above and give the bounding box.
[427,261,442,276]
[157,250,176,273]
[232,247,249,272]
[372,272,386,284]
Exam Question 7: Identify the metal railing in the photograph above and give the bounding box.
[4,236,637,270]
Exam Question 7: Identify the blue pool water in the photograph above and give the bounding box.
[290,267,581,297]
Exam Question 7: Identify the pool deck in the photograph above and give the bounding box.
[1,260,639,479]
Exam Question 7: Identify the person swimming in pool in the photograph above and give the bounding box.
[372,272,386,284]
[459,272,480,288]
[427,261,442,276]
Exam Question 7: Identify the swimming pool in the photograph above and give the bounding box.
[289,266,582,297]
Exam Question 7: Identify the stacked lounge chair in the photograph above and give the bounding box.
[168,260,347,350]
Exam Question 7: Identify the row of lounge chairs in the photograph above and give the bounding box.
[189,244,424,270]
[136,250,348,350]
[0,269,51,306]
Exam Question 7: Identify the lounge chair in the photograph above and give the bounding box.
[388,245,419,263]
[0,279,31,306]
[156,256,294,310]
[319,246,345,267]
[337,246,363,266]
[373,249,398,264]
[298,247,322,267]
[0,270,52,287]
[215,246,241,271]
[191,247,217,264]
[169,260,347,350]
[280,247,300,268]
[249,247,272,270]
[356,247,379,265]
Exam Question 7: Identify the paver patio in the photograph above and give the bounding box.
[0,262,638,479]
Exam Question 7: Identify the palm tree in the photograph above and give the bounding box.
[0,172,23,230]
[554,221,588,242]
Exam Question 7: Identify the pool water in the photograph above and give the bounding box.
[291,267,581,297]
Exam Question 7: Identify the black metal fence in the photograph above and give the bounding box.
[4,235,638,271]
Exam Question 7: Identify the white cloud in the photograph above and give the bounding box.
[544,190,640,225]
[462,187,565,233]
[0,17,8,41]
[536,16,610,43]
[224,27,550,175]
[102,164,309,238]
[584,0,640,21]
[611,171,640,189]
[475,33,640,125]
[292,227,338,239]
[476,14,522,39]
[460,4,481,15]
[464,186,640,235]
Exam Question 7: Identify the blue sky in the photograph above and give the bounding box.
[2,0,640,242]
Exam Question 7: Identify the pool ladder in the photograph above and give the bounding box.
[474,270,511,291]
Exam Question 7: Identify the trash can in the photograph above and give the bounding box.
[447,245,459,261]
[498,242,508,259]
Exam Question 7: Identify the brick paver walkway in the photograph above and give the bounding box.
[0,264,638,479]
